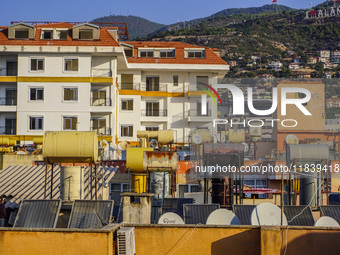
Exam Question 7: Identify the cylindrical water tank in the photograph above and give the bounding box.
[43,131,98,163]
[287,144,329,165]
[150,172,170,199]
[126,147,154,173]
[143,151,178,172]
[300,171,320,207]
[60,166,84,201]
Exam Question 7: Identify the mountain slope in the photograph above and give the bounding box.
[91,15,164,39]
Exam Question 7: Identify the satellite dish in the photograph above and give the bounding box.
[216,133,226,143]
[251,202,288,226]
[192,134,202,145]
[242,142,249,153]
[314,216,340,227]
[100,140,108,148]
[206,209,241,225]
[150,139,158,148]
[286,134,299,145]
[158,212,184,225]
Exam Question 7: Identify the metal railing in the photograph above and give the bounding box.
[141,109,167,117]
[140,84,168,92]
[91,68,112,77]
[0,97,17,106]
[0,68,18,76]
[0,126,16,135]
[119,83,141,90]
[91,127,111,136]
[90,97,112,106]
[188,109,212,117]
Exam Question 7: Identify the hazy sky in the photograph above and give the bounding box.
[0,0,329,25]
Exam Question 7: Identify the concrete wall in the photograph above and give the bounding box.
[130,225,340,255]
[2,154,43,169]
[0,228,115,255]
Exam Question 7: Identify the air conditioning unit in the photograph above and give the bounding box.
[117,227,136,255]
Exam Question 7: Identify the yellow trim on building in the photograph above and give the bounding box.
[0,135,113,142]
[0,76,113,83]
[118,90,185,97]
[188,90,217,97]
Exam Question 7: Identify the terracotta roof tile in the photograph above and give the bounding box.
[124,41,227,65]
[0,23,119,47]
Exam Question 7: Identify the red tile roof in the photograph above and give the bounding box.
[124,41,227,65]
[0,22,120,47]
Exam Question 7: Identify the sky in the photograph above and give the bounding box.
[0,0,328,26]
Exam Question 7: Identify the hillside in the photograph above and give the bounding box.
[91,15,164,39]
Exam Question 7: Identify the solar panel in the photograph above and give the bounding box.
[232,205,256,225]
[183,204,220,224]
[162,198,194,218]
[68,200,114,229]
[282,206,314,226]
[320,206,340,225]
[14,199,61,228]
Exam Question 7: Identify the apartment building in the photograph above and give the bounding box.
[0,22,229,145]
[117,41,229,144]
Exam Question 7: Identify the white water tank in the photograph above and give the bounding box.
[60,166,84,201]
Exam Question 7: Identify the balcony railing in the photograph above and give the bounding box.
[91,68,112,77]
[91,127,111,136]
[0,97,17,106]
[188,109,212,117]
[0,68,18,76]
[140,84,168,92]
[0,126,16,135]
[90,97,112,106]
[141,109,167,117]
[119,83,141,90]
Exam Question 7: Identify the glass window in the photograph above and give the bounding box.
[30,88,44,101]
[121,99,133,110]
[29,117,43,130]
[160,50,175,58]
[57,30,68,40]
[173,75,179,86]
[15,29,29,39]
[31,59,44,71]
[187,50,205,58]
[64,59,78,71]
[140,50,154,58]
[79,29,93,40]
[63,117,77,130]
[64,88,78,101]
[121,125,133,137]
[145,127,159,131]
[42,30,53,39]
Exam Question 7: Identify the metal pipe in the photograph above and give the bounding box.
[90,160,93,199]
[50,164,54,199]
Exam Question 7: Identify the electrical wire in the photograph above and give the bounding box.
[283,180,324,255]
[164,223,201,255]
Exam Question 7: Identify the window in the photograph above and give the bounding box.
[64,88,78,101]
[140,50,154,58]
[110,183,130,200]
[30,88,44,101]
[15,29,29,39]
[124,49,133,57]
[160,50,175,58]
[197,101,209,116]
[57,30,68,40]
[146,76,160,91]
[244,179,267,199]
[79,29,93,40]
[146,127,159,131]
[63,117,77,130]
[41,30,53,39]
[64,59,78,71]
[29,116,43,130]
[121,99,133,110]
[178,184,200,198]
[31,59,44,71]
[187,50,205,58]
[121,125,133,137]
[173,75,179,86]
[91,119,106,135]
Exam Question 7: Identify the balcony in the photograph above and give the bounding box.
[0,126,16,135]
[140,84,168,92]
[141,109,167,117]
[91,127,111,136]
[0,97,17,106]
[119,83,141,90]
[188,109,213,122]
[91,68,112,77]
[90,97,111,106]
[0,67,18,77]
